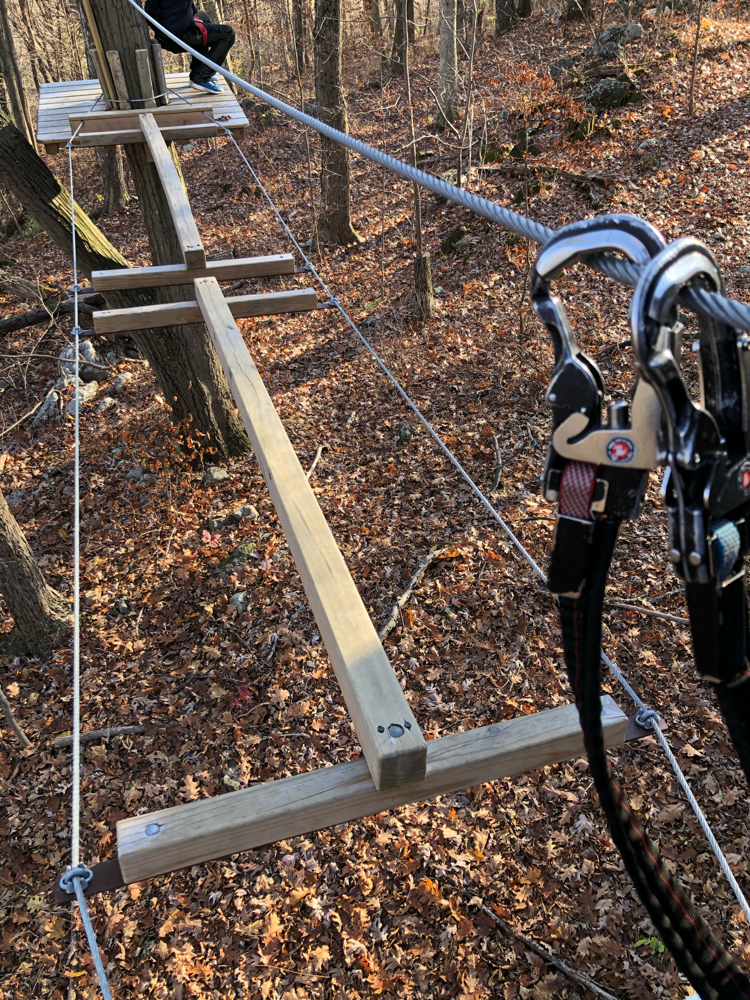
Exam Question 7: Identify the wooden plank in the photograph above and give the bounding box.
[138,112,205,269]
[106,50,130,110]
[87,48,114,110]
[135,48,157,109]
[80,0,116,101]
[69,103,215,131]
[151,41,169,105]
[91,254,295,291]
[43,143,60,155]
[116,697,629,884]
[94,288,318,333]
[59,124,225,147]
[194,276,426,789]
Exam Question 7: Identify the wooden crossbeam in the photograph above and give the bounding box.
[93,288,318,334]
[91,253,295,292]
[115,697,628,885]
[69,103,215,134]
[68,123,241,149]
[138,112,205,269]
[195,276,427,789]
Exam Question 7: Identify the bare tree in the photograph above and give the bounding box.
[495,0,515,31]
[0,0,34,144]
[0,489,71,655]
[437,0,458,126]
[314,0,361,244]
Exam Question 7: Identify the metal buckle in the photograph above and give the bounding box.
[531,214,666,519]
[631,238,750,585]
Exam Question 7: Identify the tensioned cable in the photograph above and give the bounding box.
[61,127,113,1000]
[125,0,750,332]
[218,128,750,924]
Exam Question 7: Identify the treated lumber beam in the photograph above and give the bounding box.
[135,49,157,109]
[115,698,629,885]
[93,287,317,334]
[70,103,214,133]
[105,50,130,110]
[138,112,205,268]
[195,276,426,790]
[91,253,295,291]
[71,124,225,148]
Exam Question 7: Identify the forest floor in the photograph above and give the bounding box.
[2,6,750,999]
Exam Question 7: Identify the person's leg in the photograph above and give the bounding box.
[179,22,212,83]
[203,23,235,71]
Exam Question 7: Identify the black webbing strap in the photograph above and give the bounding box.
[686,579,750,788]
[558,517,750,1000]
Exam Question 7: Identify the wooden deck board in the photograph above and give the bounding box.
[37,70,248,145]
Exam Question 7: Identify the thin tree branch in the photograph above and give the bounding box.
[0,683,30,748]
[379,545,448,640]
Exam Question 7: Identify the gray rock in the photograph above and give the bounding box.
[6,489,25,507]
[111,444,126,456]
[636,137,661,155]
[626,21,644,40]
[113,372,133,393]
[65,380,98,416]
[0,377,12,389]
[182,143,197,152]
[587,78,632,110]
[203,466,229,485]
[398,423,414,445]
[441,226,469,253]
[550,56,578,79]
[207,515,228,531]
[97,396,116,413]
[106,351,118,365]
[216,541,256,573]
[116,597,129,614]
[33,389,61,426]
[126,466,144,482]
[233,503,259,522]
[59,340,106,384]
[229,590,248,611]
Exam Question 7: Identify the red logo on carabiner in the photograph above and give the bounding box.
[739,463,750,493]
[606,437,636,464]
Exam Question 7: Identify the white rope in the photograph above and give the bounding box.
[218,136,750,924]
[64,131,113,1000]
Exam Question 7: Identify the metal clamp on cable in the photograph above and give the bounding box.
[631,238,750,784]
[531,214,666,596]
[58,862,94,894]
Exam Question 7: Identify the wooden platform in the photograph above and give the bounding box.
[37,71,248,153]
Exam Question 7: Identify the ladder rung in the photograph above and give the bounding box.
[91,254,295,291]
[93,288,318,334]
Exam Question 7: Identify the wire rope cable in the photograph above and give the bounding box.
[63,129,113,1000]
[124,0,750,332]
[218,131,750,925]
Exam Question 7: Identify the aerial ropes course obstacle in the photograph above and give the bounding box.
[40,3,750,997]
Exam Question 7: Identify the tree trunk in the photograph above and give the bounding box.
[292,0,305,75]
[495,0,514,31]
[437,0,458,126]
[407,0,416,42]
[80,0,250,458]
[314,0,361,245]
[0,489,71,655]
[390,0,405,72]
[77,3,131,217]
[0,0,34,144]
[0,114,249,459]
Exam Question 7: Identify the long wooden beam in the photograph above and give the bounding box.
[138,112,205,269]
[115,697,628,885]
[91,254,295,292]
[93,287,318,334]
[195,276,427,789]
[69,124,240,149]
[70,104,215,134]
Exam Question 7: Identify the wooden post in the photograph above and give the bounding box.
[150,41,169,105]
[135,49,157,109]
[106,50,131,110]
[87,47,114,111]
[80,0,117,103]
[194,276,428,789]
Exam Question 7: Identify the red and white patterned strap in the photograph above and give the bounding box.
[559,460,598,520]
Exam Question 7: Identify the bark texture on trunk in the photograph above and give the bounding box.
[0,115,249,458]
[292,0,305,75]
[437,0,458,126]
[314,0,361,246]
[495,0,515,31]
[390,0,405,72]
[0,490,71,655]
[82,0,249,457]
[414,253,435,319]
[0,0,34,144]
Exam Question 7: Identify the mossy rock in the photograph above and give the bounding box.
[586,78,632,110]
[216,541,257,573]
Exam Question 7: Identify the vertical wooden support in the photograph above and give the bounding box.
[135,49,157,109]
[139,113,206,268]
[193,276,428,789]
[80,0,117,102]
[106,50,131,110]
[150,41,170,105]
[87,48,114,111]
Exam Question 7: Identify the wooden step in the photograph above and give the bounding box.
[139,112,205,268]
[195,276,427,790]
[94,287,318,334]
[91,254,295,292]
[115,698,628,885]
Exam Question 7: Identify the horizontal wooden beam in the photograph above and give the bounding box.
[138,112,205,269]
[91,254,295,292]
[93,288,318,334]
[116,697,628,885]
[70,104,215,134]
[195,276,426,790]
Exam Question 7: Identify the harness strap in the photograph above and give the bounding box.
[194,16,208,45]
[553,479,750,1000]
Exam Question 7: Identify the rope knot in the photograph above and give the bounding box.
[635,707,660,730]
[59,863,94,893]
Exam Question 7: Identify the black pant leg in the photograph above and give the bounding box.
[205,23,236,74]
